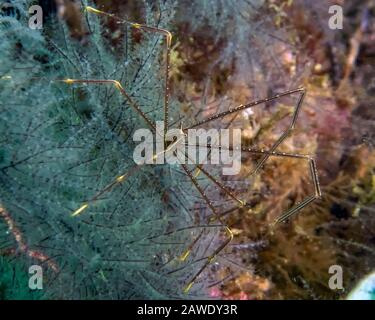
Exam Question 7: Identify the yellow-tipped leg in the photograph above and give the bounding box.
[84,6,106,15]
[113,80,122,89]
[224,226,234,240]
[71,203,89,217]
[62,78,75,84]
[238,199,247,207]
[132,23,141,29]
[183,282,194,294]
[179,250,191,262]
[166,33,172,48]
[193,168,201,178]
[116,174,127,183]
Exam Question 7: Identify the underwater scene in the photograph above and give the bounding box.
[0,0,374,300]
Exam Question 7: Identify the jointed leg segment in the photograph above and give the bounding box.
[84,6,172,139]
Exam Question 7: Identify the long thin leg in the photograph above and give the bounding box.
[182,225,233,293]
[173,163,236,293]
[176,164,214,262]
[182,143,246,207]
[58,79,156,132]
[71,163,141,217]
[52,78,157,217]
[178,162,234,293]
[53,6,174,217]
[183,87,306,176]
[192,164,246,207]
[55,76,178,217]
[200,143,322,224]
[272,155,321,225]
[85,6,172,139]
[175,121,319,292]
[179,87,308,225]
[174,143,319,292]
[68,123,189,218]
[183,87,305,130]
[250,88,306,176]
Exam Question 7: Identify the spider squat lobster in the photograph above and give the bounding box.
[55,6,321,293]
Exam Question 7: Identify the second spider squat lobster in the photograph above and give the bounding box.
[59,6,322,293]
